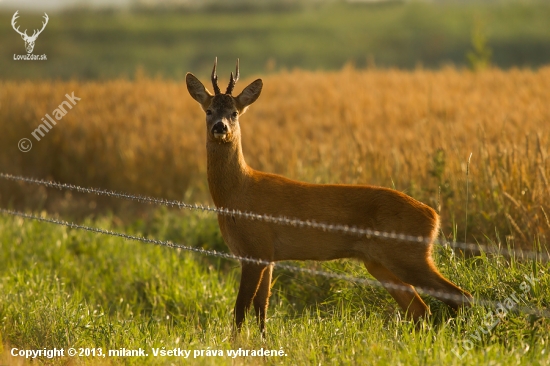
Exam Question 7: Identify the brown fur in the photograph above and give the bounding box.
[185,67,472,336]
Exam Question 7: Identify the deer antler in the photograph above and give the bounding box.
[11,11,29,38]
[225,59,240,95]
[29,13,49,40]
[211,57,222,95]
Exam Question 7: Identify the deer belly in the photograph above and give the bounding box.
[272,227,361,261]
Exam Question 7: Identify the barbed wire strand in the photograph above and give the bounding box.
[0,207,548,319]
[1,172,548,262]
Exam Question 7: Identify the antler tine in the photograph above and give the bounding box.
[11,10,28,37]
[225,59,240,95]
[41,13,49,29]
[211,57,221,95]
[31,13,49,39]
[11,10,19,24]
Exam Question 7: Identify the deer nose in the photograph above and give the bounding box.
[211,121,228,138]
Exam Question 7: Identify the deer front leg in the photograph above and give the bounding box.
[253,263,273,337]
[234,262,267,334]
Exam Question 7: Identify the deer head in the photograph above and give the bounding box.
[186,58,263,144]
[12,11,49,54]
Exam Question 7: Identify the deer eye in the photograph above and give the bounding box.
[231,112,238,118]
[206,110,212,116]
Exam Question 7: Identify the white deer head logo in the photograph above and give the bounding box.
[11,11,49,54]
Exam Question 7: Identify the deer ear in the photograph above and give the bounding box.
[236,79,262,112]
[186,73,213,111]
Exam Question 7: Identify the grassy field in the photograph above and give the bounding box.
[1,210,549,365]
[1,1,550,80]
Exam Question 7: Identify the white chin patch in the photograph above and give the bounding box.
[213,133,227,140]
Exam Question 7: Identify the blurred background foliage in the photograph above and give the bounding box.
[1,0,550,80]
[2,68,550,248]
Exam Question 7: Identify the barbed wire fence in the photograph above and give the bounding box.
[1,172,548,261]
[0,172,548,318]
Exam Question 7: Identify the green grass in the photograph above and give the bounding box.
[2,1,550,80]
[1,209,549,365]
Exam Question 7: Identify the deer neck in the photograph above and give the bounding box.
[206,133,250,207]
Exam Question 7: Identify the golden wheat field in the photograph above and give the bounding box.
[1,66,549,249]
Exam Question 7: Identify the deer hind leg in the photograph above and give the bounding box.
[253,263,273,337]
[363,260,430,322]
[385,256,473,311]
[234,262,267,334]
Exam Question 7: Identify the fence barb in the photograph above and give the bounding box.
[1,207,548,319]
[0,172,549,262]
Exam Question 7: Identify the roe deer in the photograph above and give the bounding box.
[186,59,472,336]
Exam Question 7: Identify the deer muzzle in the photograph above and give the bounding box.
[211,121,229,140]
